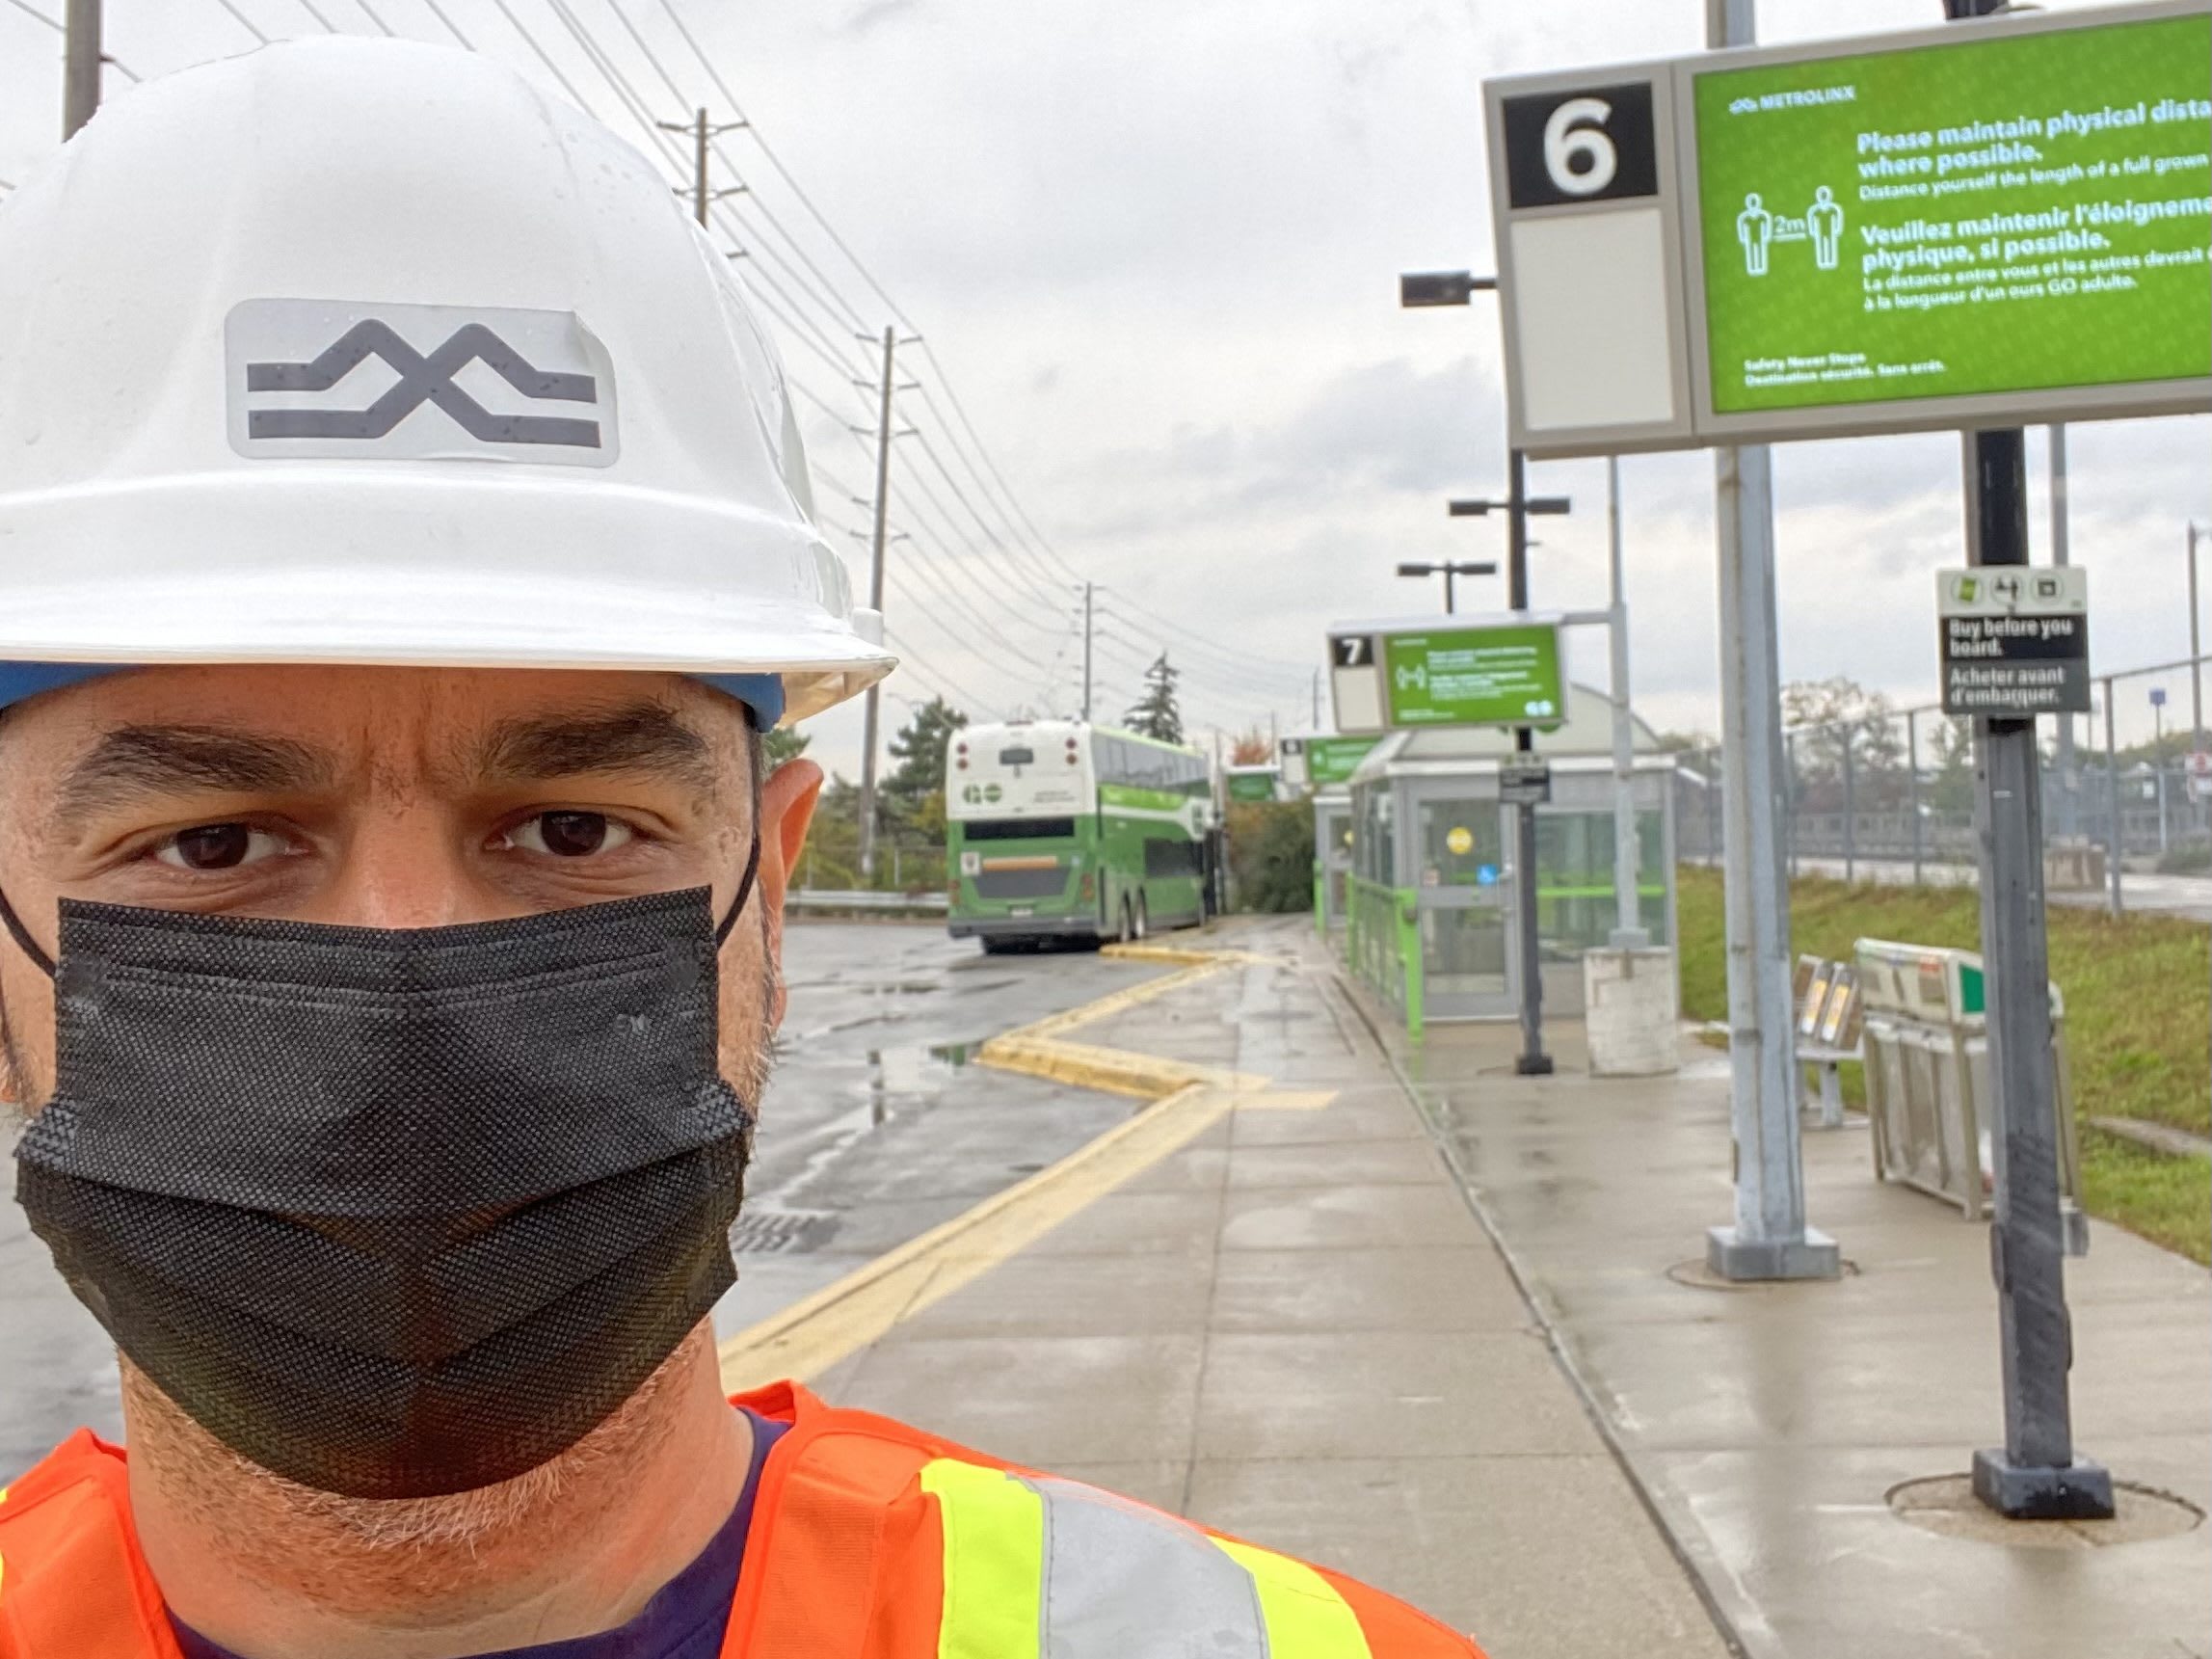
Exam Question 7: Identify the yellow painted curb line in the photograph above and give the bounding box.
[718,940,1332,1391]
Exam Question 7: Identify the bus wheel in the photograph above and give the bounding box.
[1133,895,1149,940]
[1116,899,1133,945]
[980,938,1020,955]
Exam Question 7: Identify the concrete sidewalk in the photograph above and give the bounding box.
[729,918,1729,1659]
[1366,996,2211,1659]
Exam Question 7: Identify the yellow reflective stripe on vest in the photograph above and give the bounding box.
[919,1459,1044,1659]
[920,1458,1372,1659]
[1212,1536,1373,1659]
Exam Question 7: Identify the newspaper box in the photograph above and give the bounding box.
[1854,939,2087,1255]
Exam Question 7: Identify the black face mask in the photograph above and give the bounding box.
[3,846,759,1500]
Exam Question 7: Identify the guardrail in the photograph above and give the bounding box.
[786,889,948,916]
[1343,873,1424,1038]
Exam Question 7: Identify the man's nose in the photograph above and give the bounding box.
[313,815,491,931]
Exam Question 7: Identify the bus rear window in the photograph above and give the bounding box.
[962,816,1076,842]
[998,746,1036,765]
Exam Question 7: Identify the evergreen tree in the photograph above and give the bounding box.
[1124,653,1185,745]
[763,726,813,768]
[884,697,968,820]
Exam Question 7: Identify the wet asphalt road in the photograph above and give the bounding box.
[0,921,1153,1480]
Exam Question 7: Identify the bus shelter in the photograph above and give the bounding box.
[1342,683,1678,1030]
[1313,790,1355,932]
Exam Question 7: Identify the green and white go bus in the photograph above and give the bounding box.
[946,720,1216,952]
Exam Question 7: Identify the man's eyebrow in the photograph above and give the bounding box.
[473,704,720,797]
[53,726,334,832]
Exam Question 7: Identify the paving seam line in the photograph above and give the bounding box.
[719,939,1323,1392]
[1325,966,1756,1659]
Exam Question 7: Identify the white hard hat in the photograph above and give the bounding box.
[0,37,893,727]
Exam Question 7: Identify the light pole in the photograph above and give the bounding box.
[1396,559,1497,614]
[2188,522,2206,757]
[1398,264,1574,1079]
[1443,484,1571,1080]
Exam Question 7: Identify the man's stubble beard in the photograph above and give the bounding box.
[116,940,783,1611]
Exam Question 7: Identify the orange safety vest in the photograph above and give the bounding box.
[0,1382,1482,1659]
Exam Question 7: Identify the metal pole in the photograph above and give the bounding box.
[64,0,101,140]
[1842,733,1856,884]
[1699,0,1832,1272]
[2105,680,2124,916]
[1908,710,1924,885]
[1606,456,1646,946]
[1707,436,1829,1279]
[856,326,897,881]
[2189,524,2203,752]
[2048,426,2078,839]
[1444,563,1457,615]
[1962,425,2113,1519]
[1783,732,1799,877]
[1081,581,1094,722]
[1507,448,1551,1076]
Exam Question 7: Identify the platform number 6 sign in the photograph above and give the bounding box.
[1501,82,1658,210]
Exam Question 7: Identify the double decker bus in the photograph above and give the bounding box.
[946,720,1215,952]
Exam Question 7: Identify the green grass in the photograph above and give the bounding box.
[1677,866,2211,1264]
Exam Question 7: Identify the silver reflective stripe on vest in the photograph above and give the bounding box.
[1022,1475,1271,1659]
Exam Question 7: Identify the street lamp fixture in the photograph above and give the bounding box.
[1449,496,1571,518]
[1396,559,1497,615]
[1398,270,1498,308]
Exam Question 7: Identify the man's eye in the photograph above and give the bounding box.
[509,812,635,859]
[154,824,286,872]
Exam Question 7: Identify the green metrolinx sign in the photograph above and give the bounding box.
[1382,624,1564,730]
[1305,736,1380,788]
[1694,13,2212,415]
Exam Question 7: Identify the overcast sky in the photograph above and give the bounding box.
[4,0,2206,778]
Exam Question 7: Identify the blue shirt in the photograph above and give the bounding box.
[173,1410,789,1659]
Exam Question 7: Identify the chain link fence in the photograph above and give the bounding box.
[1673,654,2212,909]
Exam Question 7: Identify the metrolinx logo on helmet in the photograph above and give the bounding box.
[226,297,621,466]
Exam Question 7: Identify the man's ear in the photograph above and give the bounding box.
[756,757,824,1029]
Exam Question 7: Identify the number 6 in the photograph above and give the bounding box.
[1543,96,1616,197]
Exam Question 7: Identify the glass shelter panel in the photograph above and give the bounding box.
[1414,793,1507,1007]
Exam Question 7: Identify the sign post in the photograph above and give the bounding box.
[1960,430,2115,1520]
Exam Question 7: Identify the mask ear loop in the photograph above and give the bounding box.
[0,886,56,979]
[713,831,763,950]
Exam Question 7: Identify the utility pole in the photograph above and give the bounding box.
[1944,0,2111,1523]
[64,0,101,139]
[1080,582,1095,723]
[1311,668,1321,730]
[857,326,898,881]
[1606,456,1646,948]
[1505,450,1553,1077]
[655,107,747,227]
[1704,0,1837,1284]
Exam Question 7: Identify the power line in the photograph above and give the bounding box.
[653,0,915,330]
[208,0,271,41]
[587,0,875,337]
